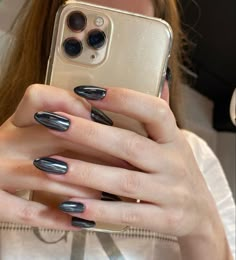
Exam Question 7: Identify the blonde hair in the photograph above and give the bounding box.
[0,0,186,125]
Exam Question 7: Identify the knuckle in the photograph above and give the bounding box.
[18,204,38,224]
[83,123,99,141]
[165,209,184,233]
[25,84,42,101]
[121,133,144,159]
[175,164,187,179]
[77,163,94,186]
[116,89,130,107]
[119,172,141,196]
[179,168,188,178]
[171,186,189,211]
[92,204,106,220]
[178,188,189,207]
[120,207,141,225]
[156,101,171,122]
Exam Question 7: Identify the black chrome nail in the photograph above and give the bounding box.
[74,86,107,100]
[101,192,121,201]
[33,157,68,175]
[34,112,70,131]
[59,201,85,213]
[166,67,172,83]
[72,217,96,228]
[91,107,113,126]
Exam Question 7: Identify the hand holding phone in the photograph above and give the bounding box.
[32,0,173,232]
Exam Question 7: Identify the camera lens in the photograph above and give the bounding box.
[63,38,83,57]
[67,11,87,32]
[87,29,106,50]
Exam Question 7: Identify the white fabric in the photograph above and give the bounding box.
[183,130,235,259]
[0,130,235,259]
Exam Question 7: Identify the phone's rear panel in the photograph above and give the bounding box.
[46,1,172,97]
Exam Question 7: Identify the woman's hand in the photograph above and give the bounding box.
[36,83,231,258]
[37,83,212,235]
[0,84,127,230]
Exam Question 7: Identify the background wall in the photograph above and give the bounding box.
[0,0,26,70]
[0,0,26,32]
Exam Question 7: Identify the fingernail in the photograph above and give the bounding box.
[33,157,68,174]
[101,192,121,201]
[91,107,113,126]
[166,67,172,83]
[72,217,96,228]
[59,201,85,213]
[74,86,107,100]
[34,112,70,131]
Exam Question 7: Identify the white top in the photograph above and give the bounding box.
[0,130,235,260]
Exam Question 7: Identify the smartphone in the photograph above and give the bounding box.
[32,0,173,232]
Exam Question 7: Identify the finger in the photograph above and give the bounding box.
[0,190,80,230]
[45,113,163,172]
[39,156,169,204]
[60,198,180,235]
[160,80,170,103]
[74,85,177,142]
[12,84,91,127]
[1,159,100,199]
[1,121,130,170]
[55,139,136,171]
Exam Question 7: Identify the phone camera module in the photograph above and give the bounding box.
[67,11,87,32]
[63,38,83,57]
[87,29,106,50]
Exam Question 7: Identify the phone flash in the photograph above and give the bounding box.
[95,17,104,27]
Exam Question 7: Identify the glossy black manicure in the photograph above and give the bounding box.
[74,86,107,100]
[59,201,85,213]
[166,67,172,83]
[101,192,121,201]
[34,112,70,131]
[91,107,113,126]
[72,217,96,228]
[33,157,68,175]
